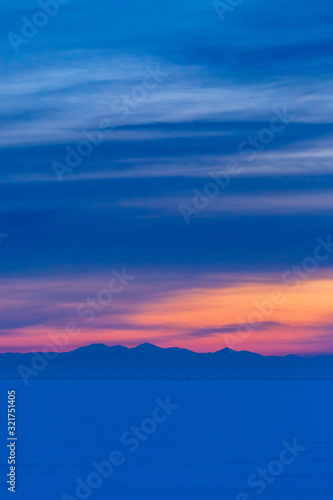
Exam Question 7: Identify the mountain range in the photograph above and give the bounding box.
[1,343,333,380]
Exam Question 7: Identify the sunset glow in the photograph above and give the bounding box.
[1,272,333,355]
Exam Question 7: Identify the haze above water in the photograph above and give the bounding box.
[0,379,332,500]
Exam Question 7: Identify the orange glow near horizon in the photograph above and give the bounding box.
[128,277,333,355]
[1,274,333,356]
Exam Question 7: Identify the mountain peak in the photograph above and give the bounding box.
[133,342,163,351]
[74,343,110,352]
[216,347,235,354]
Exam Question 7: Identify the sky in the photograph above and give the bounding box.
[1,0,333,355]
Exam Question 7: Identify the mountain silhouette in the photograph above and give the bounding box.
[1,343,333,379]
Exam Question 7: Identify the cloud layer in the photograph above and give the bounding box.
[1,0,333,353]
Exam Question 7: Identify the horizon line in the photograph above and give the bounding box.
[1,341,332,359]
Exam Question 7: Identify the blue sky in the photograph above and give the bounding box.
[1,0,333,354]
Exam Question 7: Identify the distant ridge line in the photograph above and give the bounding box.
[1,342,333,380]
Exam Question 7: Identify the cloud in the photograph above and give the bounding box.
[185,322,285,338]
[1,0,333,354]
